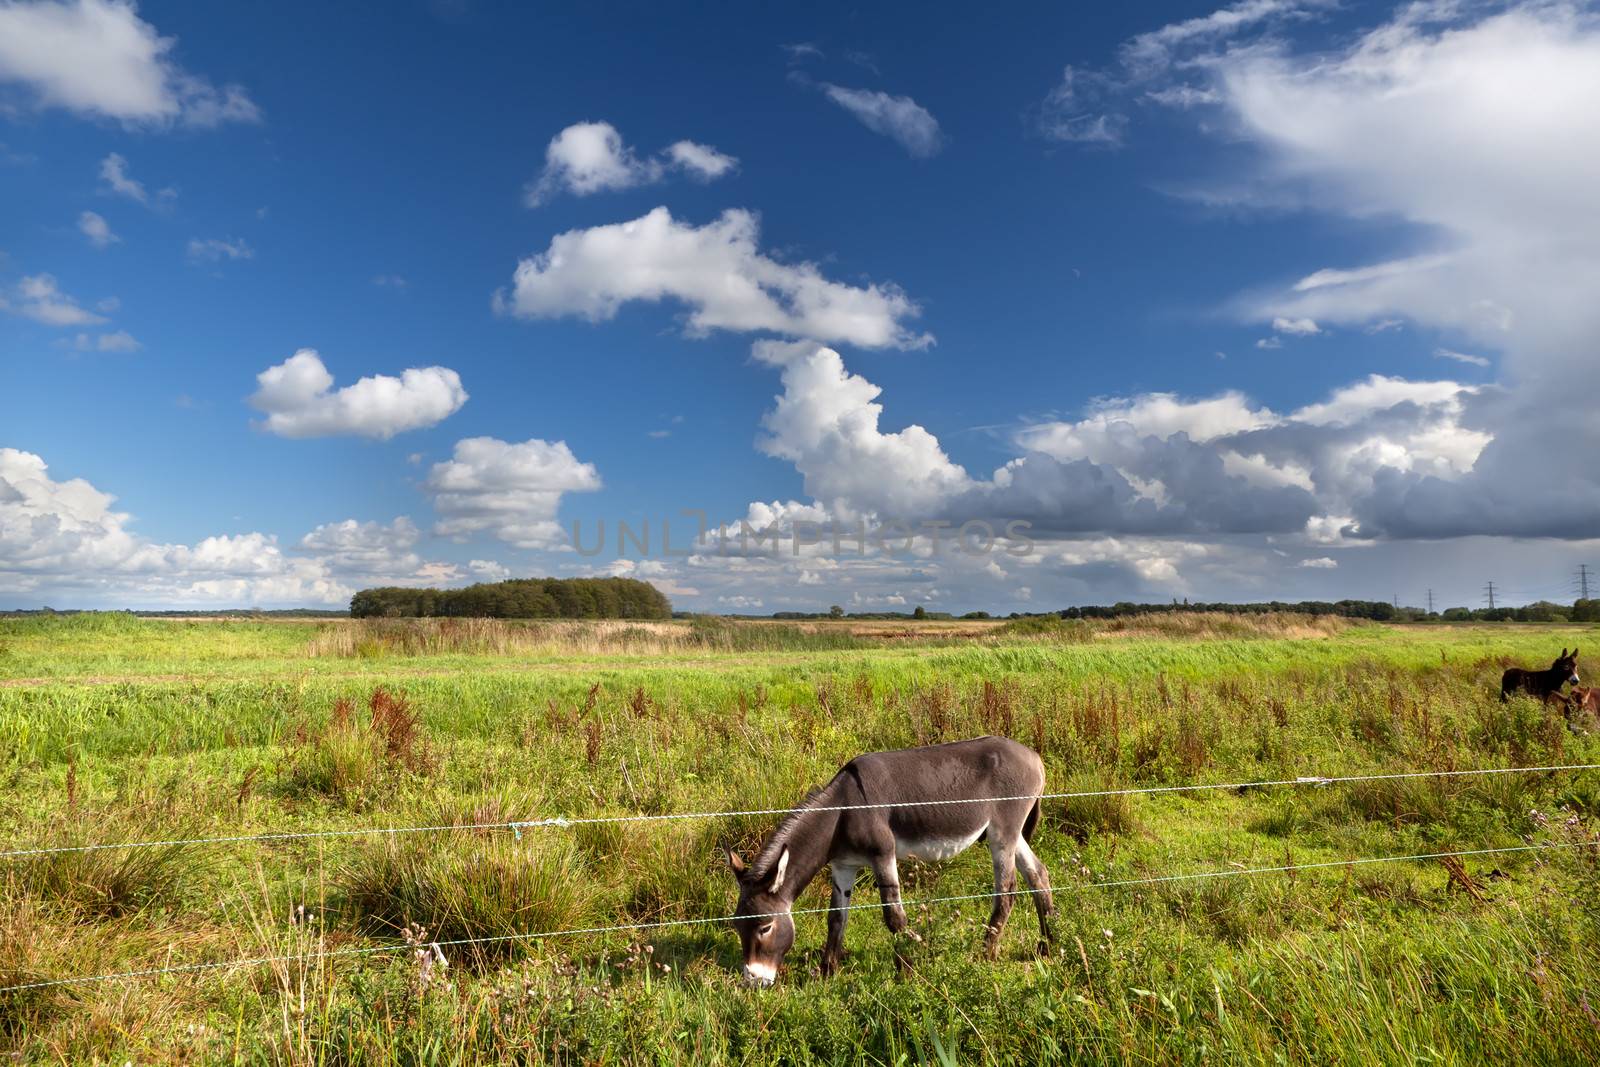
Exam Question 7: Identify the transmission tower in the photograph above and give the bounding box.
[1484,581,1497,611]
[1577,564,1592,601]
[1426,589,1434,614]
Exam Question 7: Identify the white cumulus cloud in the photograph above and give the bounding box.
[249,350,468,440]
[425,436,602,550]
[755,341,970,517]
[665,139,738,179]
[0,448,453,607]
[525,121,737,206]
[495,207,931,349]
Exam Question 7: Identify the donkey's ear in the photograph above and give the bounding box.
[769,848,790,892]
[727,850,746,877]
[1561,648,1569,658]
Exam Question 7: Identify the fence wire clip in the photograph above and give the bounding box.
[511,817,571,841]
[1296,776,1333,787]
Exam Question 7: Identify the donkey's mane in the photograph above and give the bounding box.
[752,775,842,879]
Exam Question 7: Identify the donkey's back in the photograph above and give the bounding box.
[840,736,1044,849]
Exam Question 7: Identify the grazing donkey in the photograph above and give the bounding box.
[1501,647,1579,703]
[727,736,1053,986]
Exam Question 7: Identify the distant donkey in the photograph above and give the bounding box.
[726,736,1054,986]
[1501,647,1579,703]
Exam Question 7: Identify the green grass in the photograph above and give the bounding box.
[2,614,1599,1063]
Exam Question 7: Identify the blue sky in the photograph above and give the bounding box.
[3,0,1598,612]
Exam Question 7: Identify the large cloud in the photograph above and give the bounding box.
[750,342,1348,537]
[1039,0,1600,540]
[0,448,447,607]
[524,121,737,206]
[0,0,258,126]
[753,341,969,516]
[249,350,468,440]
[1208,2,1600,537]
[425,436,602,549]
[494,207,932,349]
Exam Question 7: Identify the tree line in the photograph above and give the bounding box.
[349,578,672,619]
[1047,598,1600,623]
[745,598,1600,623]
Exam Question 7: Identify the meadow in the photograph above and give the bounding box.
[2,612,1599,1065]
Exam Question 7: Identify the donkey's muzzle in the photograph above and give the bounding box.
[741,962,777,987]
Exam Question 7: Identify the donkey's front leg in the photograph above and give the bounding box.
[983,839,1019,960]
[869,849,921,972]
[821,864,858,977]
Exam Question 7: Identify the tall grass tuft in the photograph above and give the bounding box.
[279,689,433,808]
[335,832,607,969]
[1051,771,1137,841]
[0,885,64,1036]
[12,835,203,919]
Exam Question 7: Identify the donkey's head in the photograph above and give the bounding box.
[1555,647,1581,686]
[727,848,795,986]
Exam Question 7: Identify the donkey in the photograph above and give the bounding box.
[1501,647,1579,703]
[726,736,1053,986]
[1565,685,1600,730]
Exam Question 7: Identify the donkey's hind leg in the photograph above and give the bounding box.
[868,849,909,935]
[1015,835,1056,956]
[983,837,1019,960]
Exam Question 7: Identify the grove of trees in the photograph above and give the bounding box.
[349,578,671,619]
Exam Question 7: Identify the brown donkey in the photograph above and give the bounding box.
[727,736,1054,985]
[1501,647,1579,703]
[1565,685,1600,729]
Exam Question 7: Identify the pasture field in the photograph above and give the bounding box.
[3,613,1600,1065]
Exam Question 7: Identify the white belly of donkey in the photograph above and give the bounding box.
[896,823,988,863]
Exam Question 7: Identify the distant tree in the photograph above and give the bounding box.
[913,605,927,620]
[829,604,845,619]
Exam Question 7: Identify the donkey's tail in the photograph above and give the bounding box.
[1022,797,1042,843]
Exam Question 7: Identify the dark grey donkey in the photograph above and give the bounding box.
[727,736,1054,985]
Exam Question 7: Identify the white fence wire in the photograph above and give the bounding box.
[3,838,1594,995]
[3,761,1595,860]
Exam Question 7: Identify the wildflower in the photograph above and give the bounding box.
[401,923,448,992]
